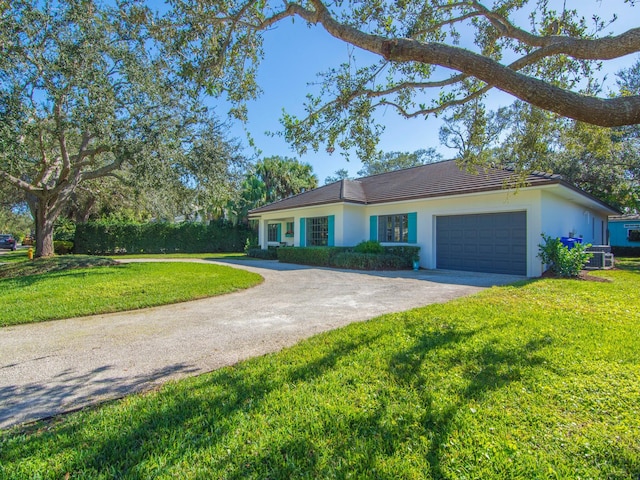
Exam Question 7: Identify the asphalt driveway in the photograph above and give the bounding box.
[0,259,523,429]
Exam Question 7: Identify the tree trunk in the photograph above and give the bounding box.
[34,197,59,258]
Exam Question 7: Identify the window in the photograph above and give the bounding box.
[378,214,408,243]
[285,221,294,237]
[306,216,329,246]
[629,229,640,242]
[267,223,279,242]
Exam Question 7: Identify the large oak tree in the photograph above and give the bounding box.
[164,0,640,160]
[0,0,209,256]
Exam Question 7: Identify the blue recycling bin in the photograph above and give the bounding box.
[560,237,583,249]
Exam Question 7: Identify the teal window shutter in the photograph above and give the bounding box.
[300,218,306,246]
[328,215,335,246]
[370,216,378,241]
[276,223,282,242]
[408,212,417,243]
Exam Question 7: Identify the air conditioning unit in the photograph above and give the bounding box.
[585,245,614,269]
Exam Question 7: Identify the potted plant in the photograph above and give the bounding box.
[412,254,420,271]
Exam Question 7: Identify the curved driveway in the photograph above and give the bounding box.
[0,259,522,429]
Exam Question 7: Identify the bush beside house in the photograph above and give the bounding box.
[271,242,420,270]
[538,234,593,278]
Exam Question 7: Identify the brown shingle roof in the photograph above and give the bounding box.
[248,159,602,215]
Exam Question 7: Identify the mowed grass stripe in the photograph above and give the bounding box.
[0,262,262,326]
[1,263,638,478]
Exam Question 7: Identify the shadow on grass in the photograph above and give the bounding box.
[0,262,129,294]
[3,316,624,478]
[386,326,549,478]
[0,255,116,280]
[0,327,388,477]
[0,362,200,430]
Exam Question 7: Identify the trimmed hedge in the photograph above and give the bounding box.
[332,252,405,270]
[277,247,344,266]
[611,246,640,257]
[276,245,420,270]
[74,221,257,255]
[247,247,279,260]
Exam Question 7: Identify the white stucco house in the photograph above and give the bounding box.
[249,160,618,277]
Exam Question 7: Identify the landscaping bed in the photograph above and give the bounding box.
[248,242,421,270]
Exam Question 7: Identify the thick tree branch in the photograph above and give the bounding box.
[293,0,640,127]
[469,1,640,59]
[80,158,125,181]
[0,170,43,196]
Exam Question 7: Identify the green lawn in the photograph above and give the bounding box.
[106,252,252,260]
[1,263,638,478]
[0,255,262,326]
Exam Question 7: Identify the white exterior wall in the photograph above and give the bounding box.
[253,184,613,277]
[540,190,609,245]
[342,204,368,246]
[364,188,544,276]
[256,204,353,248]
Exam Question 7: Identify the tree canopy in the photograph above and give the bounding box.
[234,156,318,219]
[357,148,442,177]
[164,0,640,161]
[0,0,219,256]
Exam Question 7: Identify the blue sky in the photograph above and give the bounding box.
[217,0,639,183]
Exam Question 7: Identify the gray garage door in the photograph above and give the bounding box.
[436,212,527,275]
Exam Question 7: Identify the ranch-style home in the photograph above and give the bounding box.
[249,160,619,277]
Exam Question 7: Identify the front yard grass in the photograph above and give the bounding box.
[106,252,251,260]
[0,255,262,327]
[1,262,638,478]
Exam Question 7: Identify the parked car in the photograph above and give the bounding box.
[0,234,18,251]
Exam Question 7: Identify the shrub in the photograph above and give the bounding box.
[244,239,259,254]
[54,218,76,242]
[382,245,420,268]
[277,247,343,266]
[611,246,640,257]
[247,247,278,260]
[538,234,593,278]
[332,252,405,270]
[53,240,74,255]
[276,246,416,270]
[354,240,384,255]
[74,220,257,255]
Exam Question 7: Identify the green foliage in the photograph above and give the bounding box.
[2,267,639,477]
[611,246,640,257]
[74,221,257,255]
[0,0,223,255]
[323,168,351,185]
[276,245,420,270]
[357,148,442,177]
[353,240,384,254]
[538,234,593,278]
[379,245,420,266]
[0,204,32,241]
[53,241,74,255]
[162,0,639,165]
[247,247,278,260]
[53,218,76,242]
[276,246,340,266]
[332,252,404,270]
[487,99,640,211]
[0,259,262,326]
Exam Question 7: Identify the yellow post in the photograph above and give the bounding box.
[28,248,34,260]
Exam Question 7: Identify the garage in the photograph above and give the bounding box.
[436,212,527,275]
